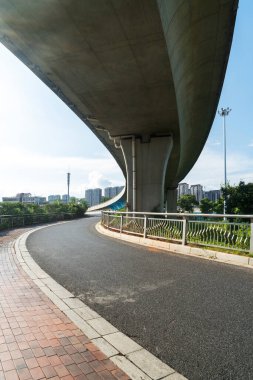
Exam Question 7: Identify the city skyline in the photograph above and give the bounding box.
[0,1,252,200]
[1,184,125,202]
[177,183,221,203]
[1,182,220,204]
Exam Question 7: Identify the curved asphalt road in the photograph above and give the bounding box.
[27,216,253,380]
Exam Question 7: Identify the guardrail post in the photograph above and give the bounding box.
[120,215,123,233]
[250,218,253,254]
[182,216,188,245]
[143,215,147,238]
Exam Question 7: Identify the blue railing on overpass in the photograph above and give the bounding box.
[101,211,253,254]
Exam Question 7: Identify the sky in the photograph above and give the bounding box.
[0,1,252,200]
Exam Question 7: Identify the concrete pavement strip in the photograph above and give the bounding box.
[96,222,253,271]
[1,227,130,380]
[15,223,188,380]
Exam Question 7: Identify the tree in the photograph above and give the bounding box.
[78,198,88,208]
[0,200,88,218]
[222,181,253,214]
[177,195,198,212]
[213,198,224,214]
[200,198,214,213]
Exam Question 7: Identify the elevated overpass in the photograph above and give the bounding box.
[87,186,126,212]
[0,0,238,211]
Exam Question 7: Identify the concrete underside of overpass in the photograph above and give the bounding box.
[0,0,238,211]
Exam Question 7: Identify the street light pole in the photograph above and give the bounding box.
[218,107,231,216]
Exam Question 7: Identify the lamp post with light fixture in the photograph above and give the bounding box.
[218,107,231,216]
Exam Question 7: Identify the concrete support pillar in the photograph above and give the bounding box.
[166,187,178,212]
[121,136,173,212]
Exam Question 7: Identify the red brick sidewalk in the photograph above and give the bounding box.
[0,228,130,380]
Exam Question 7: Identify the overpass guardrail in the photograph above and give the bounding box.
[101,211,253,254]
[0,213,77,230]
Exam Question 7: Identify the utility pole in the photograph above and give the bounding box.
[67,172,70,203]
[218,107,231,216]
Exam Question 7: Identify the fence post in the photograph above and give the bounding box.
[182,216,188,245]
[250,218,253,254]
[120,215,123,233]
[143,215,147,238]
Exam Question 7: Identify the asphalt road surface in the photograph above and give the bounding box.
[27,216,253,380]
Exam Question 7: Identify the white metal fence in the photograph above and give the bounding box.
[101,211,253,254]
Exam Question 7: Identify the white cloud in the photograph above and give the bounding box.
[1,143,251,200]
[85,172,112,189]
[0,146,124,199]
[184,147,253,190]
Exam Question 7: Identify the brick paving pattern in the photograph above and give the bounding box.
[0,228,130,380]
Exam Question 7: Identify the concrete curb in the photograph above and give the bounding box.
[14,223,187,380]
[96,223,253,271]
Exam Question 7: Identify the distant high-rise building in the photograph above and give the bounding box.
[85,189,93,206]
[16,193,31,202]
[177,183,190,199]
[190,184,204,203]
[104,188,110,199]
[23,196,46,204]
[2,196,20,202]
[85,188,102,206]
[115,186,124,196]
[104,186,124,199]
[2,193,46,204]
[61,194,69,204]
[48,195,61,203]
[92,188,102,206]
[204,190,221,202]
